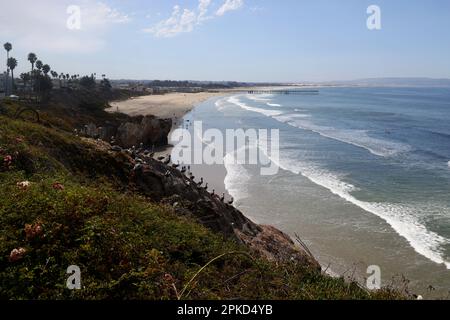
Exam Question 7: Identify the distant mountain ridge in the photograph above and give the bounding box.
[322,77,450,88]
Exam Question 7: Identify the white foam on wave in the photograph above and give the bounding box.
[267,103,282,107]
[223,148,252,202]
[247,94,274,102]
[260,147,450,269]
[277,117,412,157]
[228,95,411,158]
[228,96,283,117]
[215,97,229,111]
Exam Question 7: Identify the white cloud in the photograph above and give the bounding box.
[216,0,243,16]
[145,0,244,38]
[144,5,197,38]
[0,0,130,54]
[198,0,212,22]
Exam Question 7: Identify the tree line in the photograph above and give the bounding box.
[2,42,112,101]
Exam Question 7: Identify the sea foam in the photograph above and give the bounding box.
[229,95,411,158]
[260,146,450,270]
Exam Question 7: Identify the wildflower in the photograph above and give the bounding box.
[164,273,175,283]
[9,247,27,262]
[25,222,43,240]
[3,155,12,163]
[52,182,65,190]
[17,181,31,190]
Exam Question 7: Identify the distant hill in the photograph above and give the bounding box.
[322,77,450,88]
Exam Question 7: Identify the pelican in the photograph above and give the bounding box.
[220,193,225,202]
[172,161,180,169]
[163,155,171,165]
[227,197,234,205]
[203,183,208,190]
[197,178,204,187]
[181,166,187,174]
[211,189,215,197]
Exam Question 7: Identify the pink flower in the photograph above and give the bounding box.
[52,182,65,190]
[9,247,27,262]
[17,181,31,190]
[25,222,43,240]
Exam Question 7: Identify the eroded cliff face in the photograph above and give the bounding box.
[80,115,172,148]
[116,116,172,148]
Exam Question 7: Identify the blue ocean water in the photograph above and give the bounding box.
[179,87,450,293]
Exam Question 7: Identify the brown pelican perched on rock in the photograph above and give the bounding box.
[181,166,187,174]
[163,155,171,165]
[227,197,234,205]
[203,183,208,190]
[189,172,195,181]
[197,177,204,187]
[220,193,225,202]
[211,189,215,197]
[111,145,122,152]
[172,161,180,169]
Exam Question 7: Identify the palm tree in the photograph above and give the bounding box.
[42,64,51,75]
[27,53,38,93]
[27,53,37,71]
[7,57,17,94]
[35,60,43,71]
[3,42,12,94]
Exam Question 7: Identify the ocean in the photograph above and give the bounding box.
[175,87,450,297]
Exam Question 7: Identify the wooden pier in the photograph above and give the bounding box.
[246,89,319,95]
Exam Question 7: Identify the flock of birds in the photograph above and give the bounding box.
[109,138,234,206]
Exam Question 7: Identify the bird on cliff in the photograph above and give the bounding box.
[189,172,195,181]
[172,161,180,169]
[227,197,234,205]
[203,183,208,190]
[181,166,187,174]
[220,193,225,202]
[157,156,165,161]
[211,189,215,197]
[163,155,171,165]
[197,177,204,187]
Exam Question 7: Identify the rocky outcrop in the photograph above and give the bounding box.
[120,152,320,270]
[116,116,172,148]
[79,115,172,148]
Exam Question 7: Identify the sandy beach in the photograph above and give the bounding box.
[108,92,224,120]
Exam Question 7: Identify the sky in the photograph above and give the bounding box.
[0,0,449,82]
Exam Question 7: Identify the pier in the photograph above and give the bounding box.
[246,89,319,95]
